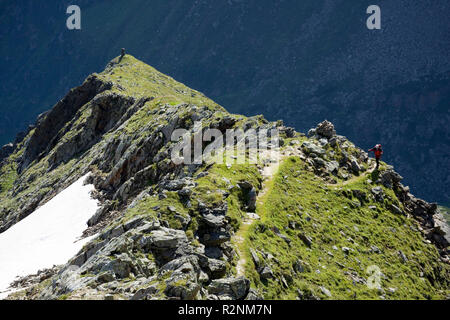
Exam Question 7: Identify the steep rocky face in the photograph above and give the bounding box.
[0,56,449,300]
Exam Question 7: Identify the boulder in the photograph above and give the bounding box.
[207,258,227,279]
[390,204,403,215]
[208,277,250,300]
[259,266,274,279]
[315,120,336,138]
[371,187,384,202]
[140,228,188,250]
[307,128,316,138]
[202,213,225,228]
[350,157,361,173]
[250,248,260,269]
[380,169,403,188]
[202,228,231,246]
[325,160,339,174]
[301,141,325,156]
[299,234,313,247]
[131,284,158,300]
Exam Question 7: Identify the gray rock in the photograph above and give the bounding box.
[245,289,263,300]
[96,271,116,283]
[259,266,274,279]
[325,160,339,174]
[319,286,332,297]
[131,284,158,300]
[293,259,308,273]
[398,250,408,263]
[350,157,361,173]
[100,253,134,278]
[142,228,188,249]
[208,276,250,300]
[370,245,381,253]
[299,234,312,247]
[380,169,403,188]
[371,187,384,202]
[390,204,403,215]
[302,141,325,156]
[250,248,260,269]
[207,258,227,279]
[203,213,225,228]
[307,128,316,138]
[202,228,231,246]
[315,120,336,138]
[342,247,352,254]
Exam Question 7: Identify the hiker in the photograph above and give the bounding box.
[368,144,383,169]
[119,48,125,61]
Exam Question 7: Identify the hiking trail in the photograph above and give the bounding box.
[234,146,302,277]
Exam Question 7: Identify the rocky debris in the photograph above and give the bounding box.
[130,284,158,300]
[87,200,114,227]
[370,245,381,254]
[344,271,366,285]
[271,226,291,245]
[250,248,260,269]
[293,259,310,273]
[389,204,403,215]
[159,178,194,191]
[324,160,339,174]
[207,276,250,300]
[301,141,325,156]
[202,213,225,228]
[142,228,188,249]
[299,234,312,247]
[245,289,263,300]
[350,157,361,173]
[352,189,368,203]
[259,266,274,280]
[315,120,336,138]
[342,247,353,254]
[319,286,332,298]
[160,255,202,300]
[398,250,408,263]
[394,182,450,253]
[380,168,403,189]
[202,228,231,246]
[371,187,384,202]
[8,266,60,292]
[279,126,296,138]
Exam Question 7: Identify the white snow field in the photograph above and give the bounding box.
[0,173,99,299]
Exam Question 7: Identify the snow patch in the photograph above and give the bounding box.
[0,174,99,299]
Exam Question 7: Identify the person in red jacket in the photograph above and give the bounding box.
[368,144,383,169]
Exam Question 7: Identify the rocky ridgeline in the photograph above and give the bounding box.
[302,120,449,261]
[1,56,448,300]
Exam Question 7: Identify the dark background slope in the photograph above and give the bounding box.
[0,0,449,203]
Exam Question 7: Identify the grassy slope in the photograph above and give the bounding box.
[243,155,449,299]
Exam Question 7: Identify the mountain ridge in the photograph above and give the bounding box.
[0,55,449,300]
[1,0,449,204]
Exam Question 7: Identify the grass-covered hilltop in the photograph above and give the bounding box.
[0,55,449,300]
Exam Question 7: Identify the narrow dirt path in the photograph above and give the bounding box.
[328,161,376,187]
[234,146,302,276]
